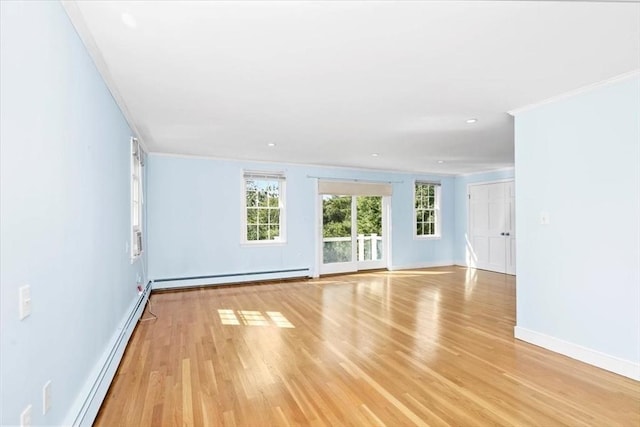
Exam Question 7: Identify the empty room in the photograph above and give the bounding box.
[1,0,639,426]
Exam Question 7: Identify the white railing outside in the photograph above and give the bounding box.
[322,234,383,263]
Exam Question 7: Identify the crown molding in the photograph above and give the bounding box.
[509,70,640,116]
[61,1,149,152]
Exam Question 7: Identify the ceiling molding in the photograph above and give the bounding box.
[457,166,515,178]
[508,69,640,116]
[61,1,150,152]
[146,152,466,178]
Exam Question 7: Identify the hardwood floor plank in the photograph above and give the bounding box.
[95,267,640,426]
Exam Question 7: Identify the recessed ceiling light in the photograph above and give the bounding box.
[437,160,445,164]
[466,118,478,124]
[371,153,379,157]
[267,143,276,147]
[121,12,137,29]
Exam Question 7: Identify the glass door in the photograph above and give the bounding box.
[320,194,388,274]
[356,196,386,270]
[321,195,356,274]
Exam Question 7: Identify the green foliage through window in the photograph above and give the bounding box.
[415,182,439,237]
[245,178,282,241]
[322,195,383,263]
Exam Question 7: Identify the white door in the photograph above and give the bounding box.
[469,181,516,275]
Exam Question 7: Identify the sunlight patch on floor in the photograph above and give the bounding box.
[218,309,295,328]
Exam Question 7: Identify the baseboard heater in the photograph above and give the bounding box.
[69,280,152,426]
[153,268,310,286]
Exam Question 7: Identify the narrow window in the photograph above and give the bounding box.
[414,181,440,238]
[131,137,143,259]
[243,171,286,243]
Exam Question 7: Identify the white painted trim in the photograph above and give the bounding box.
[388,260,454,271]
[456,166,515,178]
[383,196,392,272]
[313,182,321,278]
[63,282,151,426]
[514,326,640,381]
[509,69,640,116]
[152,270,310,290]
[147,152,462,177]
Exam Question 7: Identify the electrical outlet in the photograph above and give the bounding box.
[20,404,32,427]
[43,380,52,414]
[19,285,31,320]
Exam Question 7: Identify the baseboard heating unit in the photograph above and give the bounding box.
[152,268,311,290]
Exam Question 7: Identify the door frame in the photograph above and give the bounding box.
[466,178,515,275]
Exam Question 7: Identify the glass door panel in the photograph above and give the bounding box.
[356,196,386,269]
[320,193,387,275]
[322,195,353,265]
[356,196,382,262]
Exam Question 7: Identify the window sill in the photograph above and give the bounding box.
[240,241,287,247]
[414,235,441,241]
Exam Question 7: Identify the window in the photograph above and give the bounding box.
[414,181,440,238]
[243,171,286,243]
[131,137,143,259]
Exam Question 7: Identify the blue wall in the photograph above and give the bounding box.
[452,168,515,265]
[17,1,638,422]
[147,155,455,286]
[514,76,640,373]
[0,2,145,425]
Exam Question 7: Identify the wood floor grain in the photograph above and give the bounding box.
[95,267,640,426]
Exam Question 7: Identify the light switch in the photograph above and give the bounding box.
[19,285,31,320]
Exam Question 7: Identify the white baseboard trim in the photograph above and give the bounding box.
[388,260,454,271]
[152,269,310,290]
[514,326,640,381]
[64,282,152,426]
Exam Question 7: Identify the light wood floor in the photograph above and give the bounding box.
[95,267,640,426]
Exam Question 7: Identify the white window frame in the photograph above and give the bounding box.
[241,171,287,245]
[131,137,143,260]
[414,181,441,239]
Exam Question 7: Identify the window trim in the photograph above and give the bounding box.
[131,137,144,261]
[413,180,441,240]
[241,171,287,245]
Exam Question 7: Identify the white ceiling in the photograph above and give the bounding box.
[63,1,640,175]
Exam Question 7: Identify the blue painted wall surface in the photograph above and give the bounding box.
[452,169,515,265]
[147,155,455,283]
[514,76,640,363]
[0,2,145,425]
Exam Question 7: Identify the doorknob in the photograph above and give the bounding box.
[500,232,505,236]
[505,232,510,236]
